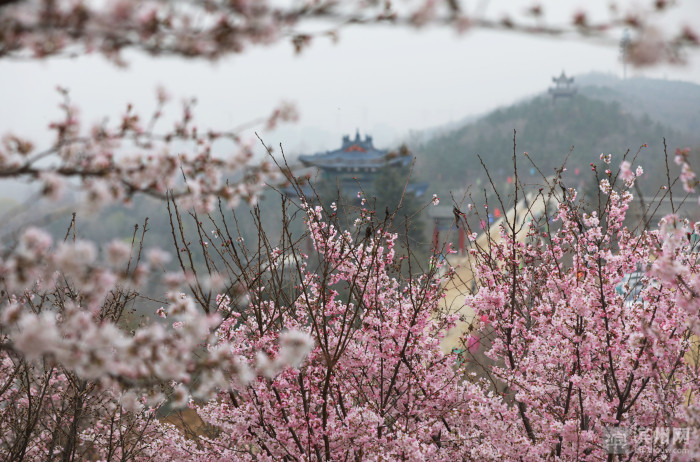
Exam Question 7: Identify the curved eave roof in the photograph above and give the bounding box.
[299,153,410,170]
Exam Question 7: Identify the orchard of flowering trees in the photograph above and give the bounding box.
[1,0,700,460]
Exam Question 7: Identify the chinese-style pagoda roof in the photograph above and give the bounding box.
[549,70,577,99]
[551,70,574,85]
[298,131,411,170]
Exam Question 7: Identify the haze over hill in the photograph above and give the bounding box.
[577,73,700,136]
[411,74,700,197]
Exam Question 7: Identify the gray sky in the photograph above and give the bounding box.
[1,0,699,155]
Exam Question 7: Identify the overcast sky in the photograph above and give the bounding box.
[1,0,699,155]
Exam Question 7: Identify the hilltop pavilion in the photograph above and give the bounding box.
[548,71,577,100]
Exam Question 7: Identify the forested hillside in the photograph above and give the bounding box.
[578,74,700,135]
[413,92,691,196]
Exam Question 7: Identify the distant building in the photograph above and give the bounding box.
[548,71,577,100]
[286,131,428,199]
[299,131,410,173]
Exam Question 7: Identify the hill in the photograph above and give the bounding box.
[577,73,700,136]
[412,92,694,196]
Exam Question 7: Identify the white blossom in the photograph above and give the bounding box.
[13,312,60,361]
[106,240,132,266]
[119,391,144,413]
[171,384,190,409]
[278,330,315,369]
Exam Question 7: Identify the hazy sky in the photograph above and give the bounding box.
[1,0,699,155]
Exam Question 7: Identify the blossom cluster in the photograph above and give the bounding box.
[675,147,698,198]
[0,88,293,215]
[3,227,246,391]
[143,200,531,460]
[465,171,700,460]
[2,160,700,459]
[0,0,695,66]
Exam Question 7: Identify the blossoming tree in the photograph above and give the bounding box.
[143,152,700,461]
[457,150,700,460]
[139,195,527,460]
